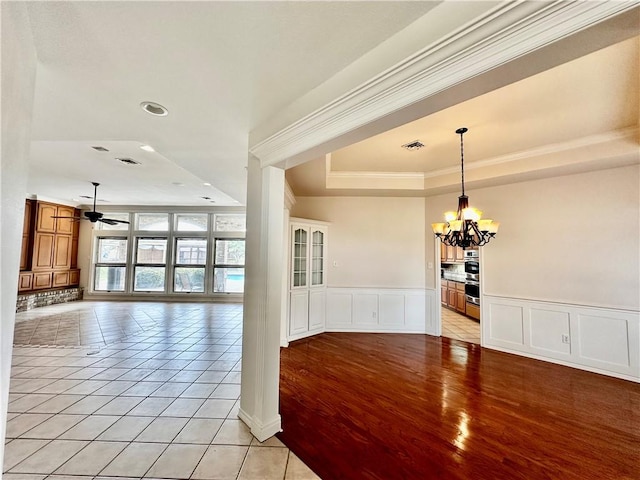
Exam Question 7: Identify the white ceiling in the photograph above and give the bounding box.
[25,1,439,207]
[21,2,640,207]
[287,35,640,196]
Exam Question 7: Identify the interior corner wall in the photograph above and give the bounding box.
[291,196,426,289]
[0,1,37,468]
[426,164,640,310]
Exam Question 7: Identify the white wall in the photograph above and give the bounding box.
[0,1,37,467]
[291,197,436,334]
[292,196,426,288]
[426,164,640,380]
[426,164,640,310]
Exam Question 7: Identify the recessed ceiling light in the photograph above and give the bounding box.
[401,140,425,151]
[203,182,211,186]
[140,144,155,152]
[116,157,141,165]
[140,101,168,116]
[91,146,109,152]
[72,198,80,202]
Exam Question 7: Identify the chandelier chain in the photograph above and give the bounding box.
[460,130,465,196]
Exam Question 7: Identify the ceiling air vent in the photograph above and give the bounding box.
[91,146,109,152]
[401,140,425,151]
[116,157,141,165]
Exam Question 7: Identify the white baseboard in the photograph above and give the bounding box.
[482,295,639,382]
[238,408,282,442]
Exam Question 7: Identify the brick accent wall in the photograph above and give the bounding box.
[16,287,83,313]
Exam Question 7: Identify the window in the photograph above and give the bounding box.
[175,214,208,232]
[213,239,245,293]
[90,211,246,296]
[96,213,130,230]
[94,237,127,291]
[134,238,167,292]
[174,238,206,293]
[214,214,246,232]
[136,213,169,231]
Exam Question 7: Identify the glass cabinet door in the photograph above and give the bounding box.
[311,229,324,286]
[293,228,307,287]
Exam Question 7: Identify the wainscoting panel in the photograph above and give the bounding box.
[488,303,524,347]
[326,288,433,334]
[577,314,630,368]
[483,295,639,382]
[353,294,379,328]
[530,309,571,355]
[326,292,352,328]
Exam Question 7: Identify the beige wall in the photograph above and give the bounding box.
[1,2,37,468]
[426,164,640,310]
[292,196,425,289]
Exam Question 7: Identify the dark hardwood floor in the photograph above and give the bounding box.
[278,333,640,480]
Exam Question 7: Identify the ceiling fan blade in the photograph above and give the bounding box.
[98,218,119,225]
[103,219,130,224]
[51,215,83,220]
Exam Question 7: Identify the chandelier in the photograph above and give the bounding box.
[432,127,499,248]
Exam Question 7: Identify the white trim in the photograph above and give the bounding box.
[325,287,437,335]
[423,127,640,179]
[251,2,637,166]
[284,181,296,211]
[238,408,282,442]
[322,127,639,192]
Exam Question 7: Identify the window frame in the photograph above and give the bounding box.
[93,236,129,292]
[88,210,245,297]
[212,237,246,294]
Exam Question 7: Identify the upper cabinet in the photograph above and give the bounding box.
[440,243,464,263]
[288,218,328,341]
[36,202,57,232]
[19,200,81,292]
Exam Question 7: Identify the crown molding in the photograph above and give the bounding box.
[284,180,296,210]
[251,1,638,167]
[325,127,639,192]
[423,126,640,179]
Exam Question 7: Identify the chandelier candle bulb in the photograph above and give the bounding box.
[431,127,500,248]
[432,223,446,235]
[444,211,457,222]
[463,207,482,221]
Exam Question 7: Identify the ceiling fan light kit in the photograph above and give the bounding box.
[51,182,130,225]
[431,127,499,248]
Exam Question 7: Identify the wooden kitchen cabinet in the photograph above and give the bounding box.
[19,273,33,291]
[18,199,81,294]
[33,233,55,270]
[55,206,75,234]
[36,202,57,232]
[466,303,480,320]
[53,234,72,269]
[456,291,466,314]
[441,243,464,264]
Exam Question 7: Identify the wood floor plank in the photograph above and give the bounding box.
[278,333,640,480]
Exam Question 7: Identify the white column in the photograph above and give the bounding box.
[239,156,285,441]
[0,2,37,468]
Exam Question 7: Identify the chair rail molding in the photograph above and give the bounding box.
[250,1,638,167]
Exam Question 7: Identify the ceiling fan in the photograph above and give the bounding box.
[52,182,130,225]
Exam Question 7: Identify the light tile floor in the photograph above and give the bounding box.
[441,307,481,344]
[5,301,319,480]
